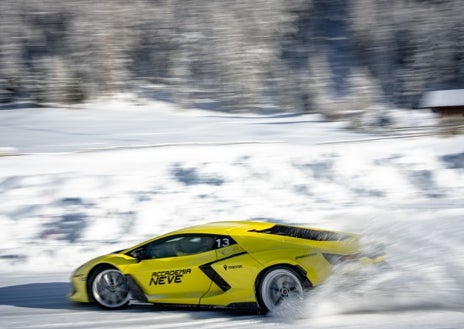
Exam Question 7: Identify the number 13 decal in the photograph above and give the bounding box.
[216,238,230,248]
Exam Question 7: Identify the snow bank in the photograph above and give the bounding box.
[0,99,463,323]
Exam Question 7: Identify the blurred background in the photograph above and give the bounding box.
[1,2,464,326]
[1,0,463,116]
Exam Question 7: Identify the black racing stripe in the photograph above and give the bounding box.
[199,252,247,292]
[199,265,231,291]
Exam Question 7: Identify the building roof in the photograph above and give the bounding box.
[420,89,464,108]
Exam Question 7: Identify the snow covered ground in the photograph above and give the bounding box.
[0,99,463,328]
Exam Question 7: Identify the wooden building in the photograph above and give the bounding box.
[420,89,464,117]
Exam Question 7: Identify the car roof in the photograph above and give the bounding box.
[170,220,276,235]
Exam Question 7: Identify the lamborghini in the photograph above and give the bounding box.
[68,221,384,313]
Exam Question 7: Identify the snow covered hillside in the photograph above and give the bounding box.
[0,101,463,328]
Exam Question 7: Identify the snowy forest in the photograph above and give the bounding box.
[0,0,463,113]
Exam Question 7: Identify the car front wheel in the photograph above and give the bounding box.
[90,268,130,309]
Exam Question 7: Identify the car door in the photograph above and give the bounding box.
[124,234,217,305]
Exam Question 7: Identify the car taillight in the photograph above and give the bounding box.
[322,253,361,265]
[323,241,386,265]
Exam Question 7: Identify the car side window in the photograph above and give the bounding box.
[142,235,217,259]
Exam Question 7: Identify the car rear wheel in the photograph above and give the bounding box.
[90,269,130,309]
[257,267,304,314]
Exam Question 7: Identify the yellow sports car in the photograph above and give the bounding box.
[68,221,384,313]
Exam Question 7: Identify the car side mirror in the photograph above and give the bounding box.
[130,248,144,262]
